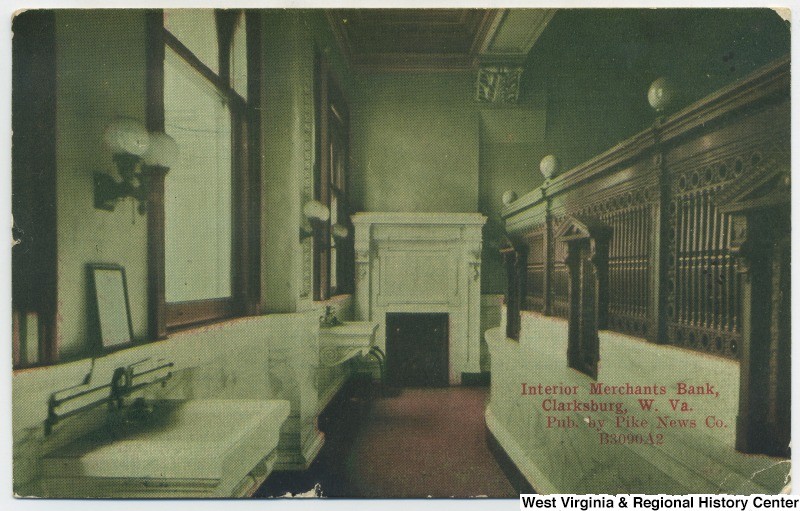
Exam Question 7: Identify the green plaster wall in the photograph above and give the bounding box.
[48,9,353,360]
[478,106,547,294]
[347,73,533,294]
[54,11,149,359]
[32,8,791,359]
[350,72,480,213]
[521,8,790,171]
[260,11,311,312]
[259,10,353,311]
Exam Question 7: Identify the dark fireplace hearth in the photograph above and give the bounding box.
[386,313,449,387]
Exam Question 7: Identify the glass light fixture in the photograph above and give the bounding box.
[142,132,179,169]
[104,118,150,156]
[648,77,674,113]
[299,200,331,241]
[303,200,330,222]
[502,190,518,206]
[94,120,179,215]
[331,224,349,239]
[540,154,560,181]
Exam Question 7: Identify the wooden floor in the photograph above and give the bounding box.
[256,383,516,498]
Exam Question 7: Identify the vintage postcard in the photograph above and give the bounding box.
[6,1,793,505]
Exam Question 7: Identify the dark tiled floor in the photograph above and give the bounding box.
[255,380,515,498]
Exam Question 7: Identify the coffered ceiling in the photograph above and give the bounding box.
[326,9,497,71]
[327,9,556,72]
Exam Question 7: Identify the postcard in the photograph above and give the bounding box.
[7,1,793,505]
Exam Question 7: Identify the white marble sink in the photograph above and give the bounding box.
[318,321,378,367]
[41,399,290,497]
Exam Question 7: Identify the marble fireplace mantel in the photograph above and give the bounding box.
[351,212,487,384]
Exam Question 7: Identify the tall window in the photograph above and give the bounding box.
[314,59,354,300]
[164,47,233,303]
[155,9,257,329]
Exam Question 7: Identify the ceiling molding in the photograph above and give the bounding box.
[469,10,503,62]
[478,9,556,65]
[325,9,555,74]
[349,53,476,73]
[326,9,502,73]
[474,9,556,103]
[326,10,353,65]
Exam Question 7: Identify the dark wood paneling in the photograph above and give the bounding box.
[663,99,790,358]
[522,229,545,311]
[12,11,58,366]
[502,55,790,457]
[504,56,790,360]
[245,10,263,314]
[502,245,525,341]
[166,298,237,329]
[146,10,167,341]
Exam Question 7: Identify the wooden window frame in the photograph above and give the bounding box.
[147,10,261,335]
[314,57,354,301]
[11,11,58,367]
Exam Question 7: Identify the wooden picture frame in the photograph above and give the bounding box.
[88,264,134,352]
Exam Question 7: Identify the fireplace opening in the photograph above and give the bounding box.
[386,313,449,387]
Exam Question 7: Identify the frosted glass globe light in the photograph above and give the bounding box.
[648,77,674,112]
[502,190,518,206]
[104,118,150,156]
[540,155,560,180]
[303,200,330,222]
[331,224,349,239]
[143,132,179,168]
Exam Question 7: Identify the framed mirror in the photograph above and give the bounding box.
[88,264,134,352]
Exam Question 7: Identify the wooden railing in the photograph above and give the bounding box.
[501,55,790,359]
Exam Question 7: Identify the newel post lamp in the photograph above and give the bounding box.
[94,118,178,215]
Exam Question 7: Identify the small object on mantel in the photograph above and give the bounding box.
[319,305,342,328]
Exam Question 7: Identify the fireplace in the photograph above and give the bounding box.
[386,313,449,387]
[351,212,486,384]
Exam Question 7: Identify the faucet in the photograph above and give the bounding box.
[43,360,174,435]
[110,366,132,410]
[319,305,342,328]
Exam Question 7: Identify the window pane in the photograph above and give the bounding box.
[164,47,232,302]
[230,12,248,100]
[164,9,219,75]
[330,195,338,290]
[330,246,338,291]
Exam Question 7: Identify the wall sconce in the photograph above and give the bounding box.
[331,224,349,240]
[325,224,350,249]
[94,119,178,215]
[299,200,330,241]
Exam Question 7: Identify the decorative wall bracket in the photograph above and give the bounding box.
[319,345,369,367]
[94,160,168,215]
[476,65,524,104]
